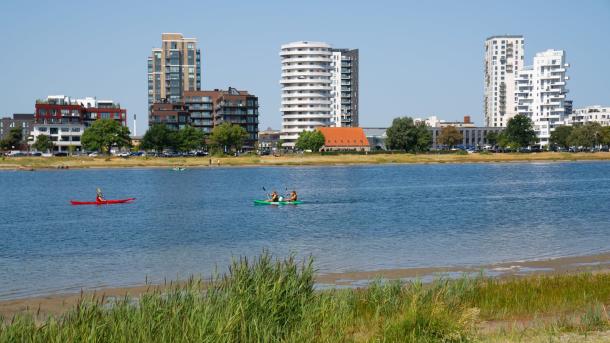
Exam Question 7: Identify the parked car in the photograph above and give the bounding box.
[54,152,68,157]
[7,150,27,157]
[117,152,130,157]
[88,152,99,157]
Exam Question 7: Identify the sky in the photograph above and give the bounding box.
[1,0,609,133]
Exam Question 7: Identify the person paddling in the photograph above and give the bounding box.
[267,190,280,202]
[287,190,298,202]
[96,188,105,202]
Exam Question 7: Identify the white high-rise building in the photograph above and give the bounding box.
[330,49,359,127]
[279,41,333,148]
[516,49,569,146]
[484,35,525,128]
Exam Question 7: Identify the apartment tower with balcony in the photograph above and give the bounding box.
[147,33,201,106]
[516,49,569,146]
[484,35,524,127]
[279,41,333,148]
[330,48,359,127]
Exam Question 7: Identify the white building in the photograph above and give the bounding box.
[566,105,610,126]
[330,49,359,127]
[516,49,569,146]
[484,35,525,128]
[279,41,332,148]
[31,95,125,152]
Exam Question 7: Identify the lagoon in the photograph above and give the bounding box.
[1,162,610,300]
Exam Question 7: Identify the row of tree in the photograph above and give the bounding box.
[141,122,248,153]
[550,122,610,149]
[384,115,539,152]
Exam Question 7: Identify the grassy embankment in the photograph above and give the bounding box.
[1,253,609,342]
[3,151,610,170]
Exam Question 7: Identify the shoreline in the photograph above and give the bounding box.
[3,152,610,170]
[2,250,609,320]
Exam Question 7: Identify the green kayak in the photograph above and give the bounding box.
[253,200,303,205]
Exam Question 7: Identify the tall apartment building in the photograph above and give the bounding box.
[279,41,359,148]
[484,35,524,128]
[147,33,201,106]
[516,49,569,146]
[330,49,359,127]
[279,41,333,148]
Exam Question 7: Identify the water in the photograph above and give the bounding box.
[1,162,610,300]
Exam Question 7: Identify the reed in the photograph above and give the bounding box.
[1,253,608,342]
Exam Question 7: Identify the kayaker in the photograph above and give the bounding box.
[96,188,105,202]
[267,190,280,202]
[287,191,298,202]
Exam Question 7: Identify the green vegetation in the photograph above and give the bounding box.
[81,119,131,153]
[209,122,248,153]
[141,124,173,152]
[1,253,609,342]
[295,130,325,152]
[550,125,574,149]
[498,114,537,148]
[141,124,206,153]
[31,135,54,153]
[386,117,432,152]
[437,125,463,149]
[176,125,205,152]
[0,127,24,151]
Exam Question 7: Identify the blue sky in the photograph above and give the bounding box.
[1,0,609,132]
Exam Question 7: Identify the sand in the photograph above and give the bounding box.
[2,251,609,321]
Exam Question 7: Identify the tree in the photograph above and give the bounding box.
[485,131,499,147]
[81,119,131,154]
[0,127,24,150]
[32,135,54,152]
[549,126,573,149]
[503,114,536,148]
[385,117,432,152]
[295,130,325,152]
[209,122,248,153]
[601,126,610,147]
[141,124,172,152]
[568,122,603,149]
[177,125,205,152]
[437,126,463,149]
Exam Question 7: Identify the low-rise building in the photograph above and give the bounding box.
[183,87,259,150]
[362,127,387,151]
[0,113,34,142]
[318,127,369,152]
[259,128,281,152]
[430,126,504,149]
[31,95,127,152]
[564,105,610,126]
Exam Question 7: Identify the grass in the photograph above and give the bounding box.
[3,151,610,170]
[1,253,609,342]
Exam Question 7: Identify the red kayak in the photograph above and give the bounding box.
[70,198,136,205]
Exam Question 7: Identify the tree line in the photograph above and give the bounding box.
[141,122,248,153]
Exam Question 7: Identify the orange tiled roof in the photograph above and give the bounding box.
[318,127,370,147]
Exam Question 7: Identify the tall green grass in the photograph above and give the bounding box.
[1,253,609,342]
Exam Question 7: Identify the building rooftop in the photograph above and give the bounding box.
[318,127,369,147]
[485,35,523,40]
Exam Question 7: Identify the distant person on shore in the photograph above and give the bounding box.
[267,190,280,202]
[96,188,105,202]
[288,191,298,202]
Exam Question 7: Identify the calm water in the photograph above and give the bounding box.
[1,162,610,299]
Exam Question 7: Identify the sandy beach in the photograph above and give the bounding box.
[3,251,609,321]
[3,152,610,170]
